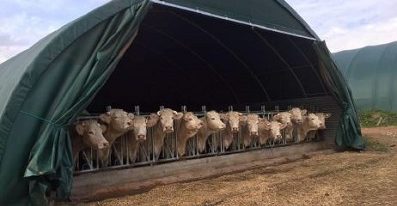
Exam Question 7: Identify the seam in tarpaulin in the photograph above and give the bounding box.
[19,111,68,128]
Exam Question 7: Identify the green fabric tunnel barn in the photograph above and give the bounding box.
[333,41,397,112]
[0,0,364,205]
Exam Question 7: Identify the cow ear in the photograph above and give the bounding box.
[128,113,135,120]
[220,113,228,121]
[272,114,280,120]
[239,115,248,122]
[99,113,111,124]
[174,112,183,120]
[324,113,332,118]
[75,123,85,136]
[301,109,307,115]
[146,113,159,127]
[260,121,271,130]
[279,122,287,130]
[100,123,107,133]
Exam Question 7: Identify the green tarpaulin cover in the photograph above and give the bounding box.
[334,41,397,112]
[0,0,363,205]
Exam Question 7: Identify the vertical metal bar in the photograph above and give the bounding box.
[159,105,164,111]
[201,105,207,113]
[135,105,140,115]
[106,106,112,112]
[245,105,250,113]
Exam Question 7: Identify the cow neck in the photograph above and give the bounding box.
[198,116,217,138]
[70,131,84,161]
[126,131,140,163]
[241,123,251,147]
[104,126,128,144]
[152,121,167,143]
[300,120,318,137]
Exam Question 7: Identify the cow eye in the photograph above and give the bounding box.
[189,118,193,121]
[88,131,94,135]
[211,118,215,120]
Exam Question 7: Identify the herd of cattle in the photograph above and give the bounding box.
[71,108,331,167]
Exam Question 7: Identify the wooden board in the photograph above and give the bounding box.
[71,142,334,202]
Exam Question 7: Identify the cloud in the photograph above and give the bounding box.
[0,0,110,63]
[286,0,397,52]
[1,0,396,63]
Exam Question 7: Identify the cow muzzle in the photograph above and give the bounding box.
[164,126,174,133]
[98,141,110,150]
[137,134,146,141]
[250,131,259,136]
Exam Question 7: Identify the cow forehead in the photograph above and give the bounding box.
[247,114,259,121]
[184,112,196,118]
[134,116,146,123]
[159,108,175,116]
[228,112,240,118]
[308,113,319,119]
[110,109,127,117]
[84,120,101,129]
[290,108,302,114]
[207,111,219,118]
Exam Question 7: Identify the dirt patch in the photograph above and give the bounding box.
[73,127,397,206]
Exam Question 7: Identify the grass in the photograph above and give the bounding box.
[359,110,397,128]
[362,136,390,152]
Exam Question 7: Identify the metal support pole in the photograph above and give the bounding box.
[135,105,140,115]
[106,106,112,112]
[245,106,250,113]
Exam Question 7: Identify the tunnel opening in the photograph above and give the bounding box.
[87,3,329,113]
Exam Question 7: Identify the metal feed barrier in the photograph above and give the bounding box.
[73,105,322,174]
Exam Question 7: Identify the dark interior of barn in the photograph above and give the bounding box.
[87,4,329,113]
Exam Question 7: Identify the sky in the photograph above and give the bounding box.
[1,0,397,63]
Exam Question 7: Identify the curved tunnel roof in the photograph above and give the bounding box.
[334,41,397,112]
[88,2,328,112]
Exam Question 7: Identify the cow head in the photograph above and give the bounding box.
[182,112,204,131]
[75,119,109,150]
[315,113,332,129]
[246,114,260,136]
[289,108,307,125]
[305,113,322,129]
[205,111,226,131]
[272,112,292,127]
[220,111,246,133]
[260,120,287,141]
[156,108,183,133]
[130,114,159,141]
[99,109,133,132]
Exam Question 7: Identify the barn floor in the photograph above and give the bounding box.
[72,127,397,206]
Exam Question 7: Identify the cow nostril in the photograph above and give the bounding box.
[103,142,109,148]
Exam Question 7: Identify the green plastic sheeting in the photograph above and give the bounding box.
[333,41,397,112]
[156,0,319,39]
[0,0,363,205]
[0,0,150,205]
[314,42,364,149]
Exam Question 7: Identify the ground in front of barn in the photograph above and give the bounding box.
[74,127,397,206]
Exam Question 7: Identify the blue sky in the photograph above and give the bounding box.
[1,0,397,63]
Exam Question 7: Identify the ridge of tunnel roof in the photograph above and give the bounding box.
[334,41,397,75]
[333,41,397,112]
[151,0,320,40]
